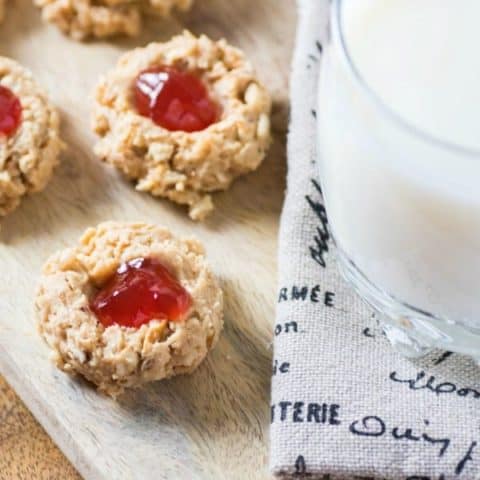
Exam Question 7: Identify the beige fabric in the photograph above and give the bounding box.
[270,1,480,478]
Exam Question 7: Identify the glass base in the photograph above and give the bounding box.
[336,249,480,360]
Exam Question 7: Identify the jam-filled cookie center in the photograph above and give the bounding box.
[133,66,219,132]
[91,257,192,329]
[0,85,22,137]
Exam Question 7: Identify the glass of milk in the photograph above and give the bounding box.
[318,0,480,359]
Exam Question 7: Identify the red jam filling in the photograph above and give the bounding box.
[90,257,192,329]
[0,86,22,137]
[133,66,219,132]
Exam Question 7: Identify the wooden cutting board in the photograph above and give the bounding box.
[0,1,295,478]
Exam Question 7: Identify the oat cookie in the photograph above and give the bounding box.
[34,0,194,40]
[0,57,62,218]
[35,222,224,397]
[93,31,272,221]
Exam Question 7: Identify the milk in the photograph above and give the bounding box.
[343,0,480,151]
[318,0,480,330]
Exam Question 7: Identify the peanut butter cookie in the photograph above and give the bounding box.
[34,0,193,40]
[35,222,224,397]
[0,57,62,218]
[93,31,272,220]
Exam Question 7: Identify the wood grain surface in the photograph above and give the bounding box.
[0,0,295,479]
[0,375,81,479]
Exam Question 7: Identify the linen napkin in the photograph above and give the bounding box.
[270,1,480,478]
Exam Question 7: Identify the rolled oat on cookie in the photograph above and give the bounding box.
[92,31,272,221]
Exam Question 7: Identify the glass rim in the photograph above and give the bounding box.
[332,0,480,158]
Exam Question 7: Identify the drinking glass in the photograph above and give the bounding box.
[317,0,480,359]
